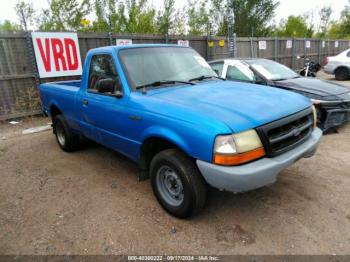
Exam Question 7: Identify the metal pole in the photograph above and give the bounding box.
[206,23,213,61]
[250,37,254,58]
[292,38,296,70]
[233,33,237,58]
[274,36,278,61]
[318,39,322,64]
[227,14,234,57]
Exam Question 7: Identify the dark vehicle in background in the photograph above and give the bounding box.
[209,58,350,132]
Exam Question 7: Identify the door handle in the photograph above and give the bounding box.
[82,99,88,106]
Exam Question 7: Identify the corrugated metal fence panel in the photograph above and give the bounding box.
[277,39,293,68]
[0,32,38,119]
[1,32,350,120]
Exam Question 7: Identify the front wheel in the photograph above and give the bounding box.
[150,149,207,218]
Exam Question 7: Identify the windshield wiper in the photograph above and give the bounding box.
[188,75,226,82]
[135,80,195,90]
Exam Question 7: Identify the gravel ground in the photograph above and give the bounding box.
[0,73,350,255]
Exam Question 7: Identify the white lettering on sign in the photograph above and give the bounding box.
[286,40,292,49]
[305,41,311,48]
[258,41,266,50]
[32,32,82,78]
[116,39,132,46]
[177,40,189,47]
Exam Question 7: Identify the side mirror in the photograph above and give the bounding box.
[214,69,219,75]
[96,78,115,93]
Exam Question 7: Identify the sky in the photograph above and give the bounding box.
[0,0,349,29]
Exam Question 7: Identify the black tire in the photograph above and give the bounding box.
[150,149,207,218]
[53,115,81,152]
[335,67,349,81]
[299,69,306,76]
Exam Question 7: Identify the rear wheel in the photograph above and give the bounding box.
[150,149,207,218]
[335,67,349,81]
[53,115,81,152]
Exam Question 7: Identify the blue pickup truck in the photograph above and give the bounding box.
[39,44,322,218]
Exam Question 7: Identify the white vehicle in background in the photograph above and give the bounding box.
[324,49,350,81]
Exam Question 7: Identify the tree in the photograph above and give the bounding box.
[172,8,187,35]
[328,22,342,38]
[187,0,209,35]
[212,0,279,37]
[275,15,313,37]
[317,6,332,38]
[338,0,350,37]
[14,0,35,31]
[0,20,21,32]
[92,0,126,32]
[157,0,176,34]
[124,0,157,33]
[37,0,91,31]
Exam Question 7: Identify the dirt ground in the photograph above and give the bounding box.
[1,74,350,255]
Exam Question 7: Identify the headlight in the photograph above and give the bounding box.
[312,105,317,128]
[213,129,265,166]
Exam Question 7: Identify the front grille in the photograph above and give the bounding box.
[256,108,314,157]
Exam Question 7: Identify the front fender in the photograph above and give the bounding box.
[140,125,193,157]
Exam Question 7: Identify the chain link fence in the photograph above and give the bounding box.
[1,31,349,120]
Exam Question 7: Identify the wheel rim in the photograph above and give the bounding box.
[156,165,184,207]
[56,121,66,146]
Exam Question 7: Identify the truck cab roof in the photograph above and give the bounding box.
[88,44,187,54]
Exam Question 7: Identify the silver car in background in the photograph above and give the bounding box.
[324,49,350,81]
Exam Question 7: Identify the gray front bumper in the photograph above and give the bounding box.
[196,127,323,193]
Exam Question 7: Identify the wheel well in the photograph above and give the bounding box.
[139,137,184,171]
[50,105,62,121]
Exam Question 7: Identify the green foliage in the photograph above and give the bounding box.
[275,15,313,37]
[212,0,279,37]
[157,0,175,34]
[91,0,157,34]
[317,6,332,38]
[0,20,21,32]
[37,0,91,31]
[172,8,187,35]
[5,0,350,39]
[124,0,157,33]
[187,0,209,36]
[14,0,35,30]
[338,0,350,38]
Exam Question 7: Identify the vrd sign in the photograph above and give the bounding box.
[32,32,82,78]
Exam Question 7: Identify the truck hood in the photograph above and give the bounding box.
[146,80,311,133]
[274,77,350,100]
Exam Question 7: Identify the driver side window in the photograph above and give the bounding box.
[88,55,121,94]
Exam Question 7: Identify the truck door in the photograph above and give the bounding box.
[79,54,135,158]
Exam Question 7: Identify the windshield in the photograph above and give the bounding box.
[249,59,299,81]
[119,47,217,90]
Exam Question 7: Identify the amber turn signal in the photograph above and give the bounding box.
[213,147,266,166]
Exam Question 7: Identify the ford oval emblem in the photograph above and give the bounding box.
[292,128,301,137]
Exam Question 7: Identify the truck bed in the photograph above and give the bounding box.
[39,80,82,130]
